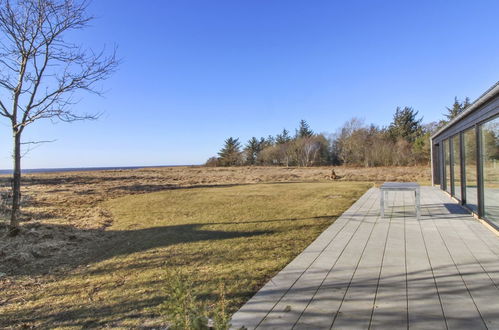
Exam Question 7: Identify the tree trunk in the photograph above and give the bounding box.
[9,131,21,236]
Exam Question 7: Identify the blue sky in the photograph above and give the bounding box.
[1,0,499,168]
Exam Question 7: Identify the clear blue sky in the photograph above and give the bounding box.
[2,0,499,169]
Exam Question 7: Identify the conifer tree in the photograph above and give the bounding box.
[276,129,292,144]
[218,137,242,166]
[388,107,423,143]
[297,120,314,138]
[244,137,261,165]
[444,97,470,121]
[265,135,275,146]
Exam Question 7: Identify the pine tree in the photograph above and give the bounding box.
[218,137,242,166]
[276,129,291,144]
[265,135,275,146]
[297,120,314,138]
[388,107,423,143]
[444,97,471,121]
[244,137,261,165]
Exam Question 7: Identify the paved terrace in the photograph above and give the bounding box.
[231,186,499,329]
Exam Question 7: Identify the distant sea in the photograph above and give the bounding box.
[0,165,191,175]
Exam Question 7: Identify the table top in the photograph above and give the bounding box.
[380,182,420,190]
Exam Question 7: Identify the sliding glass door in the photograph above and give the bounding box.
[464,128,478,212]
[452,135,462,200]
[480,117,499,225]
[444,139,451,193]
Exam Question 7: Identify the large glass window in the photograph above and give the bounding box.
[452,135,462,200]
[444,139,451,193]
[464,128,478,212]
[480,117,499,225]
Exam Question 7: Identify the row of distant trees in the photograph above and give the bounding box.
[207,98,471,167]
[207,120,330,167]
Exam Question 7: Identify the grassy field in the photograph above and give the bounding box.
[0,181,370,328]
[0,166,430,328]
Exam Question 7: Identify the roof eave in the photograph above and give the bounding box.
[431,81,499,141]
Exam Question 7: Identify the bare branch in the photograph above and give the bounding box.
[20,139,56,158]
[0,100,12,119]
[21,139,56,145]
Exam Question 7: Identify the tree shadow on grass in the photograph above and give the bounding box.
[0,221,274,276]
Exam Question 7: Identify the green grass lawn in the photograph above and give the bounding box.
[1,182,371,328]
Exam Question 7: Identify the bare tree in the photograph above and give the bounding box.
[0,0,118,235]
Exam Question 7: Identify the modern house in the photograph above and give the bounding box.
[431,81,499,231]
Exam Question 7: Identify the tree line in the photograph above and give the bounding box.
[207,120,330,167]
[207,99,471,167]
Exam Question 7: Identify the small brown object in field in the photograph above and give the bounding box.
[325,168,339,180]
[326,168,341,180]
